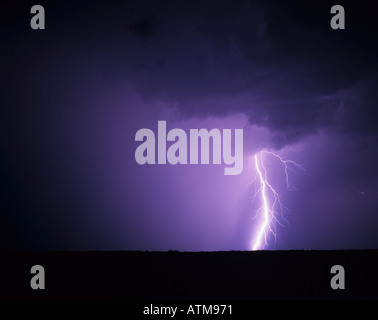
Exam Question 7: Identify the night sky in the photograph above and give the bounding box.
[1,0,378,251]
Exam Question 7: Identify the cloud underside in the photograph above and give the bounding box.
[124,0,378,147]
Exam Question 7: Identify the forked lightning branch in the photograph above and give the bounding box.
[135,122,305,250]
[252,151,306,250]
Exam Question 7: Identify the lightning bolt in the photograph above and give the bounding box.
[251,150,306,251]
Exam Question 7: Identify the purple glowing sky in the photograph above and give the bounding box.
[0,0,378,250]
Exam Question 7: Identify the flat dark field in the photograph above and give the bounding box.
[1,250,377,300]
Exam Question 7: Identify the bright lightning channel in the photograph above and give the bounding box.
[251,150,305,251]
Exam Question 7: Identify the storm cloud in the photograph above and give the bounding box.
[116,0,378,146]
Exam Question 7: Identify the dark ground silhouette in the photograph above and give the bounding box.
[1,250,377,300]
